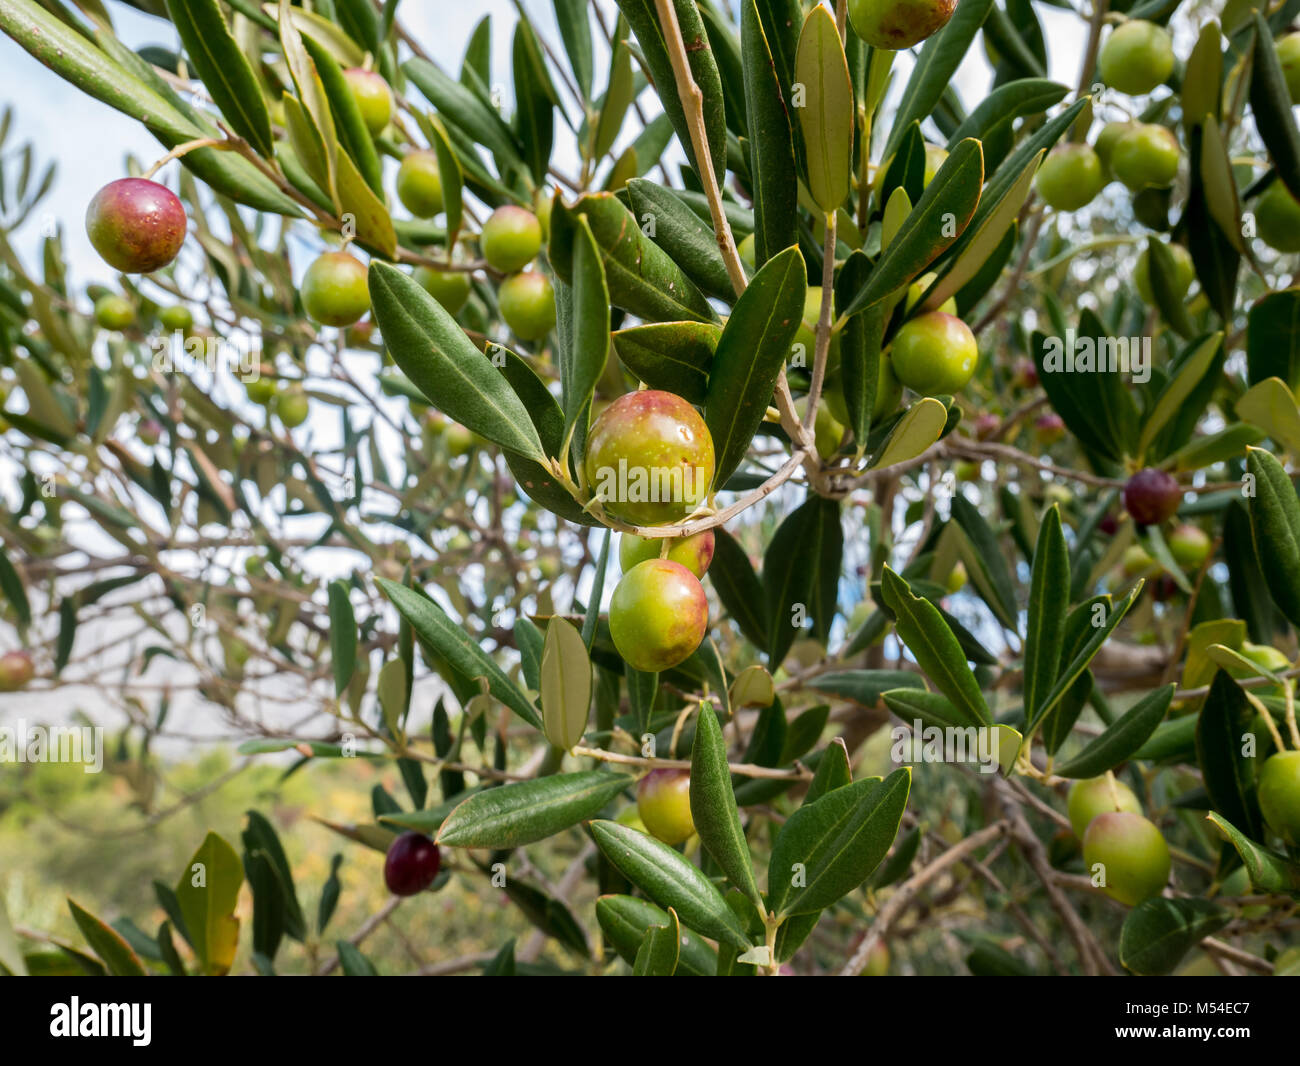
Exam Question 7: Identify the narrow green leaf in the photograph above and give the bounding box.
[1055,684,1174,778]
[869,397,947,468]
[880,566,991,727]
[612,321,719,403]
[540,617,592,750]
[590,820,753,950]
[1250,13,1300,202]
[711,528,769,652]
[882,0,995,161]
[705,245,807,486]
[0,548,31,630]
[376,578,542,730]
[627,179,733,299]
[165,0,271,155]
[615,0,726,183]
[1138,333,1223,461]
[369,262,546,462]
[437,771,630,848]
[740,0,798,267]
[794,5,853,213]
[328,580,357,697]
[767,768,911,916]
[1207,812,1300,895]
[805,738,852,803]
[595,894,717,975]
[403,57,522,169]
[564,216,610,438]
[632,907,681,976]
[68,900,146,977]
[1246,447,1300,627]
[554,0,594,100]
[840,140,984,319]
[1030,583,1142,731]
[1196,670,1265,839]
[690,707,763,911]
[242,810,306,942]
[951,494,1018,629]
[550,192,717,323]
[1022,504,1068,722]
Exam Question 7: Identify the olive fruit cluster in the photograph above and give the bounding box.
[587,391,716,674]
[1067,776,1170,906]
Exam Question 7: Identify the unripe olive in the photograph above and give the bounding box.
[1121,543,1160,579]
[245,375,277,406]
[609,559,708,673]
[158,304,193,333]
[1255,179,1300,253]
[944,560,968,593]
[301,251,370,327]
[1111,124,1180,191]
[1035,144,1104,211]
[1167,523,1211,569]
[480,205,543,273]
[342,67,392,135]
[94,294,135,331]
[383,831,441,896]
[414,264,472,315]
[85,177,186,273]
[1259,751,1300,845]
[1094,121,1137,181]
[1082,811,1171,905]
[619,530,715,578]
[1098,20,1175,96]
[636,768,695,845]
[396,151,444,218]
[138,418,162,446]
[497,270,556,341]
[584,390,715,525]
[276,385,310,429]
[1067,775,1142,839]
[848,0,956,52]
[890,312,979,395]
[1280,33,1300,103]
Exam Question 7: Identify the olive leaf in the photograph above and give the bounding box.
[540,617,592,751]
[589,820,753,950]
[1245,447,1300,627]
[437,772,630,849]
[794,4,853,214]
[767,768,911,916]
[690,706,763,912]
[368,262,547,463]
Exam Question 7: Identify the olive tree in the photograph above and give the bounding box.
[0,0,1299,977]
